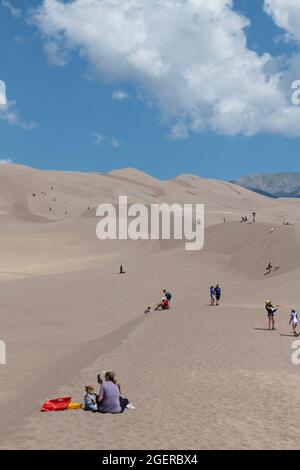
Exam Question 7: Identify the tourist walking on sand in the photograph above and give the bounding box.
[214,284,221,306]
[265,300,280,330]
[289,308,299,337]
[210,286,215,305]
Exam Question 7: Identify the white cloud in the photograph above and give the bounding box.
[111,138,120,148]
[92,132,121,148]
[112,89,130,101]
[43,41,68,66]
[0,80,6,105]
[264,0,300,43]
[2,0,21,18]
[91,131,104,146]
[0,158,13,164]
[0,98,37,130]
[31,0,300,137]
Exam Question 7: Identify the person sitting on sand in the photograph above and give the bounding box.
[119,265,125,274]
[163,289,172,302]
[98,371,134,413]
[214,284,221,306]
[84,386,98,411]
[289,308,299,337]
[265,300,280,330]
[210,286,215,305]
[155,297,170,310]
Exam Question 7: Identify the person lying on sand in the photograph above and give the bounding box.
[97,371,135,413]
[84,386,98,411]
[265,300,281,330]
[289,308,299,337]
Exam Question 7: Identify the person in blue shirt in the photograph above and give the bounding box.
[210,286,215,305]
[214,285,221,306]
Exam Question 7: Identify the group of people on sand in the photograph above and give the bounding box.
[145,289,173,313]
[84,370,135,413]
[265,300,299,336]
[240,212,256,223]
[210,284,221,306]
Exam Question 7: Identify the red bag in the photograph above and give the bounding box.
[41,396,72,412]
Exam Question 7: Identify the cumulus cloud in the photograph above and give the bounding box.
[0,85,37,130]
[31,0,300,137]
[264,0,300,43]
[112,89,130,101]
[2,0,21,18]
[0,99,37,129]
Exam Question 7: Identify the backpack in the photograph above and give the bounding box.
[165,291,172,301]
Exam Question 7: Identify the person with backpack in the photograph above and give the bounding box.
[214,284,221,306]
[265,300,280,330]
[163,289,172,302]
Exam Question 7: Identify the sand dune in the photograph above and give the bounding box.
[0,163,300,449]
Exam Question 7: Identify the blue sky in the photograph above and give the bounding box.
[1,0,300,180]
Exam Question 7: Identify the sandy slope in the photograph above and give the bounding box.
[0,164,300,449]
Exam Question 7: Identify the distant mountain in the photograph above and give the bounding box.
[233,173,300,198]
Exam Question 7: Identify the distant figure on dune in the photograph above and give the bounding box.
[119,265,125,274]
[252,212,256,223]
[144,306,151,314]
[265,300,280,330]
[214,284,221,305]
[265,262,273,275]
[283,221,294,226]
[223,217,226,223]
[210,286,215,305]
[269,227,275,234]
[289,308,299,337]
